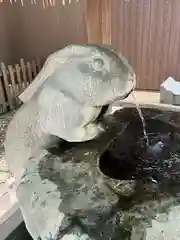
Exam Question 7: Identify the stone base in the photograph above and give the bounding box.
[160,77,180,105]
[16,107,180,239]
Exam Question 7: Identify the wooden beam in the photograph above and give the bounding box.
[86,0,102,44]
[101,0,112,45]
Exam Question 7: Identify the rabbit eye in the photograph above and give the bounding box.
[92,58,104,70]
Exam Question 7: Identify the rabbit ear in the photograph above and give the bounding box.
[38,84,83,141]
[19,44,90,103]
[38,87,66,138]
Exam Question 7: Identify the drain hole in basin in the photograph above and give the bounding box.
[99,143,138,180]
[99,129,179,183]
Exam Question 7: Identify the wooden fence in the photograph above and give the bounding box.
[111,0,180,90]
[1,0,180,96]
[87,0,180,91]
[0,58,42,114]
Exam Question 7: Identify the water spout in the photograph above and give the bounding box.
[131,92,149,146]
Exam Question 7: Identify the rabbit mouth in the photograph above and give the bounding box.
[112,88,134,103]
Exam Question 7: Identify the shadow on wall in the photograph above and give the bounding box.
[0,0,88,64]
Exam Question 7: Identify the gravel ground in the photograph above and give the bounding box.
[0,111,15,183]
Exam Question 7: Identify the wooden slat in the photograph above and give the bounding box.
[129,0,138,72]
[86,0,102,44]
[0,77,7,114]
[0,62,13,110]
[20,58,28,88]
[15,64,24,94]
[153,0,165,89]
[32,60,37,78]
[140,0,151,90]
[166,0,180,80]
[36,58,42,72]
[118,0,125,55]
[27,61,33,83]
[146,0,159,90]
[135,0,144,89]
[123,0,131,61]
[8,65,18,106]
[160,0,173,83]
[111,0,118,48]
[14,64,23,105]
[9,85,15,108]
[102,0,112,45]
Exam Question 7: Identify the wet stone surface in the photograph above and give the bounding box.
[17,107,180,239]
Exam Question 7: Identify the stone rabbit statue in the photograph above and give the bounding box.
[4,44,136,184]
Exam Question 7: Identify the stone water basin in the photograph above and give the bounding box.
[18,106,180,239]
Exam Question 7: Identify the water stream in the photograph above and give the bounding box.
[131,92,149,146]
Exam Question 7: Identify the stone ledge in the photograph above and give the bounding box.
[124,90,160,104]
[110,90,180,114]
[0,178,23,239]
[0,200,22,240]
